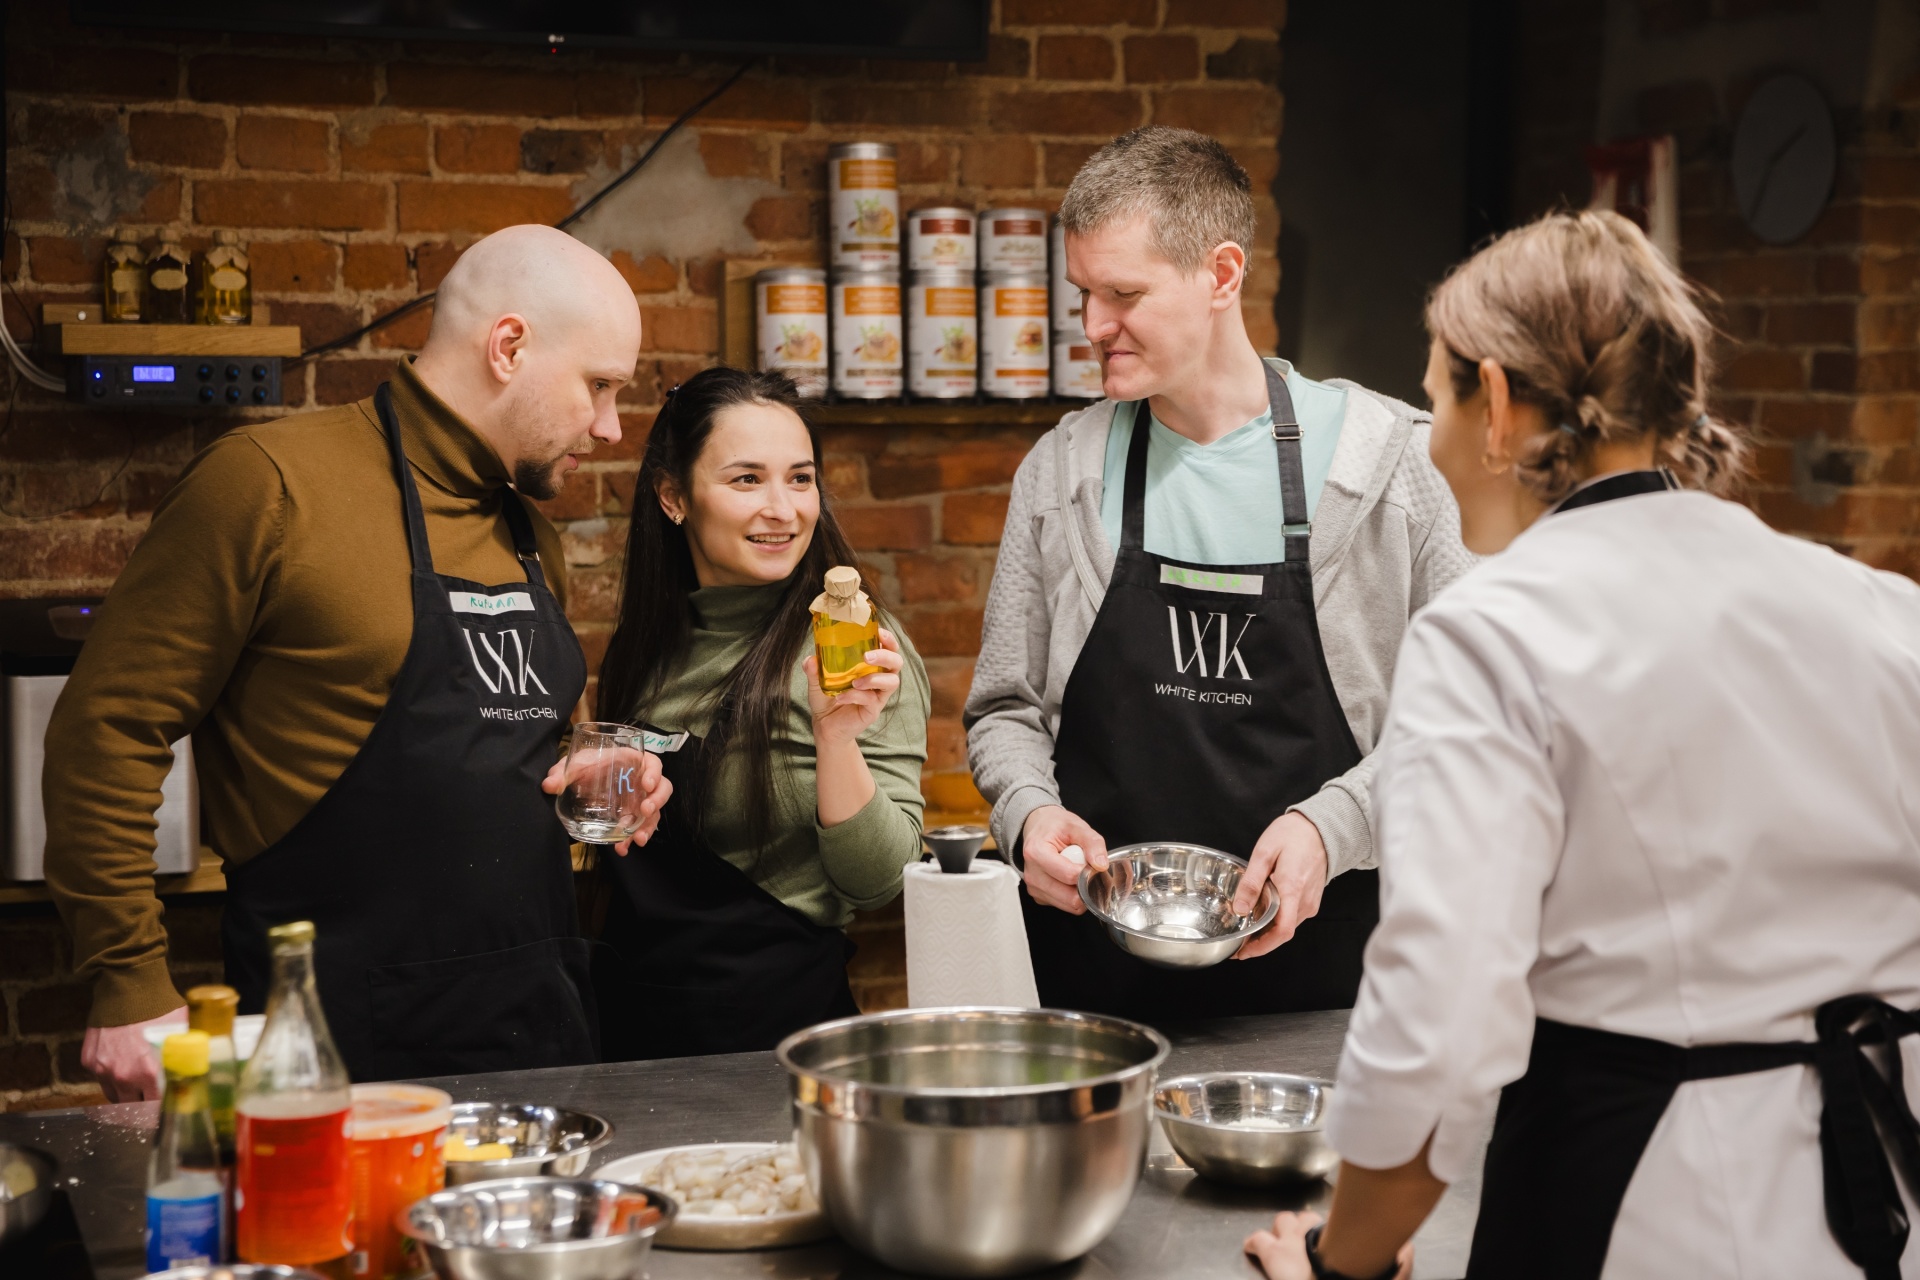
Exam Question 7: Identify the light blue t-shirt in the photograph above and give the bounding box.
[1098,365,1346,565]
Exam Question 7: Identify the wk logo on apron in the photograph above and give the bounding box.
[462,627,549,696]
[1167,607,1256,680]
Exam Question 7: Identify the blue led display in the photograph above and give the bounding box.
[131,365,176,383]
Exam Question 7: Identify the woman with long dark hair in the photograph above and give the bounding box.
[575,366,930,1061]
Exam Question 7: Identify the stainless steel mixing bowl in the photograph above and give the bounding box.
[1078,843,1279,968]
[444,1103,613,1186]
[779,1007,1170,1278]
[0,1142,53,1246]
[399,1176,675,1280]
[1154,1073,1338,1186]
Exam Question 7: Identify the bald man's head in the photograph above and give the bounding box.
[412,224,642,500]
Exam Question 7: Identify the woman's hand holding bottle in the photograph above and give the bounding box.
[806,627,904,744]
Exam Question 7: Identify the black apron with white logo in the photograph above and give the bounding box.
[1023,363,1377,1023]
[592,728,859,1062]
[222,383,597,1082]
[1468,471,1920,1280]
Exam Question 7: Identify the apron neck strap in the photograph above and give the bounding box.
[1551,467,1679,517]
[1117,363,1311,563]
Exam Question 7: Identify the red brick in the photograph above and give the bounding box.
[27,237,105,286]
[1765,302,1856,346]
[0,523,143,581]
[1862,155,1920,199]
[1165,0,1285,22]
[22,104,122,153]
[188,56,377,107]
[0,925,64,979]
[344,243,409,291]
[139,177,185,224]
[1695,253,1816,298]
[1811,351,1857,392]
[840,503,934,551]
[958,34,1031,79]
[925,715,968,771]
[896,140,953,185]
[10,46,177,100]
[9,161,57,223]
[896,552,982,604]
[236,115,332,173]
[1002,0,1155,22]
[698,131,773,180]
[610,251,678,294]
[1634,79,1719,134]
[961,138,1037,189]
[1044,141,1101,187]
[1851,398,1920,446]
[1037,35,1116,82]
[128,111,227,168]
[1206,37,1281,82]
[436,123,522,175]
[1865,205,1920,246]
[639,304,716,354]
[0,1044,53,1093]
[990,89,1143,136]
[1862,300,1920,352]
[415,242,466,290]
[901,607,985,657]
[687,257,725,297]
[578,68,640,117]
[645,77,811,130]
[1757,399,1852,439]
[387,63,575,115]
[926,658,975,717]
[343,122,431,175]
[1720,347,1807,392]
[745,194,817,241]
[1862,254,1920,296]
[18,983,90,1036]
[1857,352,1920,394]
[818,86,981,129]
[274,300,362,350]
[1125,35,1201,83]
[372,302,435,350]
[1153,86,1282,137]
[871,443,1030,498]
[197,179,386,231]
[314,357,392,405]
[942,492,1010,544]
[1817,255,1863,296]
[522,128,604,175]
[780,138,830,193]
[396,181,572,233]
[251,240,338,293]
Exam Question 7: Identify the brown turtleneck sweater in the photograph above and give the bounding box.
[43,359,569,1027]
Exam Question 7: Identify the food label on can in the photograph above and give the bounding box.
[924,287,974,317]
[982,216,1048,271]
[832,281,903,398]
[908,282,977,398]
[981,281,1049,398]
[909,214,976,272]
[1053,339,1103,399]
[757,279,828,398]
[993,287,1048,317]
[832,158,900,270]
[765,283,826,313]
[838,158,896,189]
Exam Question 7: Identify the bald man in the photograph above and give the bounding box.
[44,224,667,1093]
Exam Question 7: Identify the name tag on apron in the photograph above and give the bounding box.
[449,589,535,615]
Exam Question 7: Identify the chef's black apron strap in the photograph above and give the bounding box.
[1550,467,1678,516]
[1467,999,1920,1280]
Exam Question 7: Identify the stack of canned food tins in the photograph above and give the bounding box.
[753,141,1100,404]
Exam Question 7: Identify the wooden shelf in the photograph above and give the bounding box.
[52,324,302,358]
[0,850,225,906]
[809,399,1083,426]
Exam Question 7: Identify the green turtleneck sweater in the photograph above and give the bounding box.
[637,585,931,928]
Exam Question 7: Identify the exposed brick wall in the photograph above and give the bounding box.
[0,4,1285,1107]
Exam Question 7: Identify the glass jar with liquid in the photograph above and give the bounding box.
[196,230,252,325]
[810,566,881,695]
[104,228,146,323]
[146,231,193,324]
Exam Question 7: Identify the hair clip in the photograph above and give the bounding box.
[1557,421,1582,438]
[664,382,682,400]
[1695,412,1711,428]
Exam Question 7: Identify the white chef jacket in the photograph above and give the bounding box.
[1326,487,1920,1279]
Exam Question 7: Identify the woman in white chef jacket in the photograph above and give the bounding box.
[1245,209,1920,1280]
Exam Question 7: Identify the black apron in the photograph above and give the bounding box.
[222,383,597,1083]
[592,728,859,1062]
[1467,471,1920,1280]
[1023,363,1377,1024]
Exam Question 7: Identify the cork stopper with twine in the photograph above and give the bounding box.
[811,566,872,625]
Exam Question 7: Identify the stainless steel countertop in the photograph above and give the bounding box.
[0,1009,1487,1279]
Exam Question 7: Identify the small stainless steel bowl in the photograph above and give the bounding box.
[443,1103,614,1186]
[924,824,989,874]
[1079,843,1279,969]
[399,1176,675,1280]
[1154,1073,1338,1186]
[138,1268,327,1280]
[0,1143,54,1246]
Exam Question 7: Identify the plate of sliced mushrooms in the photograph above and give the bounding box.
[593,1141,832,1250]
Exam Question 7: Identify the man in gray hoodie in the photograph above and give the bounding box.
[964,127,1473,1021]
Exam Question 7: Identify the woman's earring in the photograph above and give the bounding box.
[670,512,684,525]
[1481,450,1511,477]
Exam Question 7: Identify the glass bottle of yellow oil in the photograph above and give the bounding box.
[146,231,193,324]
[103,228,147,323]
[195,230,251,325]
[810,566,881,695]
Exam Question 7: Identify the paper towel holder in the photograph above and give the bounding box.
[923,824,988,874]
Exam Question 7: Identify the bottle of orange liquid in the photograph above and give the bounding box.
[810,566,881,694]
[235,921,353,1272]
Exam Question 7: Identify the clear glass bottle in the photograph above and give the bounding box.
[235,921,353,1270]
[195,230,252,325]
[145,230,193,324]
[810,566,881,694]
[187,984,241,1165]
[147,1030,228,1271]
[103,228,146,323]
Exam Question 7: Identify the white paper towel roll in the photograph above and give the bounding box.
[903,858,1040,1009]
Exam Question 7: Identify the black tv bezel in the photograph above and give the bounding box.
[66,1,991,62]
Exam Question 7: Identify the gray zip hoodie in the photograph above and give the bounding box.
[962,359,1476,880]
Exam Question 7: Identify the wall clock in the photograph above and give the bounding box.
[1731,73,1836,245]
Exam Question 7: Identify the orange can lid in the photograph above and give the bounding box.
[349,1083,452,1139]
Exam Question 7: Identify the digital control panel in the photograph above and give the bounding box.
[66,356,283,409]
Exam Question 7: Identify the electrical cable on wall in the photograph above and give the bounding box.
[302,56,757,360]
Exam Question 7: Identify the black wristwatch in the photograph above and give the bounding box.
[1303,1225,1398,1280]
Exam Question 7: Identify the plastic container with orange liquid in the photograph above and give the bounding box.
[348,1084,450,1280]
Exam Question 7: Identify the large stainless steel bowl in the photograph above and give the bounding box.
[444,1103,613,1186]
[1079,843,1279,969]
[399,1176,674,1280]
[779,1007,1170,1277]
[0,1143,54,1246]
[1154,1073,1338,1186]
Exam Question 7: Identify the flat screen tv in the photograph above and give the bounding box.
[69,1,990,61]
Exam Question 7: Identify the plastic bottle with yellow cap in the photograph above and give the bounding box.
[187,984,241,1163]
[147,1029,228,1270]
